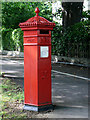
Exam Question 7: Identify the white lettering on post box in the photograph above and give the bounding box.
[40,46,49,58]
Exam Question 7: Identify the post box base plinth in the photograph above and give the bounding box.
[23,104,54,112]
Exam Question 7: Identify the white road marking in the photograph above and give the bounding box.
[52,70,90,81]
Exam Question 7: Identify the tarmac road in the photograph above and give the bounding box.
[0,55,89,118]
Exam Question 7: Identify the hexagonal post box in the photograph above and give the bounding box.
[19,7,55,112]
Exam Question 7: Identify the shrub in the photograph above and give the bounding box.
[51,23,63,55]
[1,28,23,52]
[52,20,90,58]
[2,28,14,51]
[1,20,90,58]
[12,28,23,52]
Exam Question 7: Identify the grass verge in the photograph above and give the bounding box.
[0,77,50,119]
[0,77,27,119]
[0,77,40,119]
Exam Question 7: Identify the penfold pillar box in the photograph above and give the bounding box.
[19,7,55,112]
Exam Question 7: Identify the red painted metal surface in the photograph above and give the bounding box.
[19,7,55,108]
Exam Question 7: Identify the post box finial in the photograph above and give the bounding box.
[35,7,40,16]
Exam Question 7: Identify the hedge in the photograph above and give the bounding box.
[51,20,90,58]
[1,20,90,58]
[1,28,23,52]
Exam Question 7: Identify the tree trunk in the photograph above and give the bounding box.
[62,2,83,29]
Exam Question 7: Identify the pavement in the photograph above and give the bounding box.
[0,55,89,118]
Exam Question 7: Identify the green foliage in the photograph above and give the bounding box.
[64,21,89,43]
[52,20,90,57]
[12,28,23,51]
[39,1,53,21]
[0,26,2,50]
[2,2,52,51]
[2,28,14,51]
[1,28,23,51]
[0,78,24,119]
[82,10,90,20]
[1,78,24,106]
[2,20,89,57]
[51,23,63,55]
[2,2,52,29]
[2,2,89,58]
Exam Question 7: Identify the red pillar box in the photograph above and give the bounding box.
[19,7,55,112]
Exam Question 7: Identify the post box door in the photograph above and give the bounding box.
[38,45,52,105]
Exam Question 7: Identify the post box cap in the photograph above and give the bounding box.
[19,7,55,28]
[35,7,40,16]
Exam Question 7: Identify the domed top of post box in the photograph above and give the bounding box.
[19,7,55,29]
